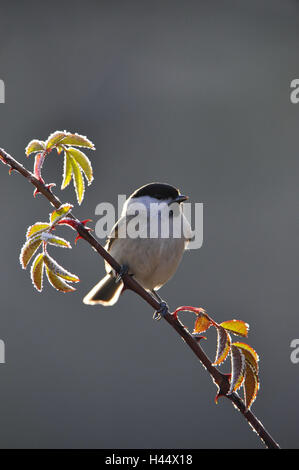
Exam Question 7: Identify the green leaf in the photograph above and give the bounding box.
[69,156,85,204]
[45,266,76,292]
[60,133,95,149]
[61,152,73,189]
[66,147,93,184]
[30,253,44,292]
[43,253,79,282]
[50,203,73,224]
[26,223,51,239]
[20,236,42,269]
[25,140,46,156]
[46,131,68,150]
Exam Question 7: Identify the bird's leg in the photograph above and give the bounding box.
[151,290,169,321]
[115,264,129,283]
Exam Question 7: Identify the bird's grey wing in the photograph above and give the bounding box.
[106,219,119,251]
[103,220,120,276]
[105,215,128,251]
[104,216,129,275]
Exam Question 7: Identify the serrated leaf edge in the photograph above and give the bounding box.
[30,253,44,292]
[43,253,79,282]
[45,266,76,292]
[19,236,42,269]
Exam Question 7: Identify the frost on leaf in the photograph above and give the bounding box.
[66,147,93,184]
[232,342,259,373]
[33,152,46,181]
[69,156,85,205]
[175,304,260,410]
[59,132,95,149]
[244,361,259,410]
[25,140,46,156]
[26,223,51,239]
[46,131,68,150]
[50,204,73,224]
[30,253,44,292]
[61,152,73,189]
[193,312,212,335]
[25,130,95,204]
[45,266,76,292]
[213,326,231,366]
[229,345,245,394]
[220,320,249,337]
[43,253,79,282]
[43,235,71,249]
[20,236,42,269]
[45,131,95,151]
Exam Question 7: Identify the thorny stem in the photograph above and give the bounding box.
[0,147,280,449]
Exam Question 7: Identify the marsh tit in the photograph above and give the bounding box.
[83,183,191,314]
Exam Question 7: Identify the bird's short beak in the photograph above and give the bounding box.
[172,194,189,204]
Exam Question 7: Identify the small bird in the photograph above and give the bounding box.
[83,182,191,316]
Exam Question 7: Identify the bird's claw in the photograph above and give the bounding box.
[115,264,129,283]
[153,301,169,321]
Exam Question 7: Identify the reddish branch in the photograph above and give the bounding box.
[0,147,280,449]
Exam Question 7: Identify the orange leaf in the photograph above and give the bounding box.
[244,361,259,410]
[193,313,212,334]
[220,320,249,337]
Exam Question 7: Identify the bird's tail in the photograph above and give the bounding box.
[83,274,123,306]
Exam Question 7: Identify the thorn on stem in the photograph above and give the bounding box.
[192,334,207,342]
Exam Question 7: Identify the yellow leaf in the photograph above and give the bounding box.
[220,320,249,337]
[46,131,67,150]
[30,253,44,292]
[50,203,73,224]
[25,139,46,156]
[45,267,76,292]
[60,132,95,149]
[46,236,71,249]
[69,156,85,205]
[43,253,79,282]
[66,147,93,184]
[61,152,73,189]
[20,236,42,269]
[26,223,50,239]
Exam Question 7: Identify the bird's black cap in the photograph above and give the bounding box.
[130,182,181,201]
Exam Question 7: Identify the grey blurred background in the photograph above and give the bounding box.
[0,0,298,449]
